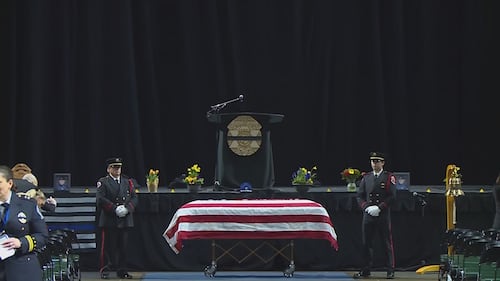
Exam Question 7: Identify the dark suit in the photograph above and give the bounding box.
[356,171,397,274]
[12,179,36,193]
[13,179,56,213]
[492,183,500,229]
[96,175,138,274]
[0,192,48,281]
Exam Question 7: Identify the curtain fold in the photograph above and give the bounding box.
[0,0,497,187]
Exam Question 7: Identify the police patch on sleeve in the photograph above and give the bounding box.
[18,212,28,224]
[97,181,102,189]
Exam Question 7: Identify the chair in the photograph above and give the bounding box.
[479,241,500,281]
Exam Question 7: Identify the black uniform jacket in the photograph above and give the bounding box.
[356,171,397,214]
[96,175,138,228]
[13,179,57,213]
[492,184,500,229]
[1,192,48,281]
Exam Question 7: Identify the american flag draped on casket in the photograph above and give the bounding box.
[163,199,338,254]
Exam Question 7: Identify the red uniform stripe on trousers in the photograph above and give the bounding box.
[388,222,395,268]
[100,229,106,271]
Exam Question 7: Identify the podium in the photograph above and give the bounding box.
[207,112,284,189]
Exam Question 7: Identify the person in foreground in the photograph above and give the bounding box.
[353,152,397,279]
[0,165,48,281]
[96,157,138,279]
[13,172,57,213]
[492,172,500,229]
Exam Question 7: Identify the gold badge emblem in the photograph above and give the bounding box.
[226,115,262,156]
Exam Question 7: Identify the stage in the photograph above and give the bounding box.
[79,270,437,281]
[41,185,495,272]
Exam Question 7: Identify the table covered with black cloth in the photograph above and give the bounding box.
[122,186,495,271]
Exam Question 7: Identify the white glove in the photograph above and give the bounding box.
[120,206,130,217]
[115,205,129,217]
[120,205,129,217]
[365,205,374,214]
[117,205,129,217]
[365,205,381,217]
[115,205,123,217]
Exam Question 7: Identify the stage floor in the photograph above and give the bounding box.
[80,271,438,281]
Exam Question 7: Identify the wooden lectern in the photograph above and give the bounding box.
[207,112,284,189]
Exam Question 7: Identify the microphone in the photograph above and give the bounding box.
[207,94,245,118]
[413,192,427,208]
[413,192,426,198]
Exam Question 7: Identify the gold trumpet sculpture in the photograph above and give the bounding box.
[416,164,464,274]
[444,164,463,256]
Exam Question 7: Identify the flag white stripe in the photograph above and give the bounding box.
[173,206,329,218]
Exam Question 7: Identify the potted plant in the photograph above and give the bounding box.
[183,164,204,193]
[291,166,317,194]
[146,169,160,192]
[340,167,361,192]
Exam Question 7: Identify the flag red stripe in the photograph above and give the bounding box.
[177,214,333,224]
[174,230,338,251]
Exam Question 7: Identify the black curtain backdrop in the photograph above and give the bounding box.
[1,1,499,188]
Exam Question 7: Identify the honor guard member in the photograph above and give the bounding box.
[353,152,396,279]
[96,157,138,279]
[0,165,48,281]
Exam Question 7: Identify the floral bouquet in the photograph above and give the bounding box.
[146,169,159,192]
[183,164,204,185]
[146,169,159,185]
[340,168,361,183]
[292,166,317,185]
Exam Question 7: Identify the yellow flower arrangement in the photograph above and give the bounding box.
[146,169,159,185]
[340,168,361,183]
[183,164,204,185]
[292,166,317,185]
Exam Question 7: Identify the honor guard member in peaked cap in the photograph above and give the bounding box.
[353,152,397,279]
[96,157,138,279]
[369,152,385,161]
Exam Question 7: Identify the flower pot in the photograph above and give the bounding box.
[147,178,159,193]
[293,184,311,195]
[187,184,201,193]
[346,182,357,192]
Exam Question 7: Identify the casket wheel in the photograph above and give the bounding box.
[204,265,217,277]
[283,264,295,278]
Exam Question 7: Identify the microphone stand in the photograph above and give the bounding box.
[206,95,243,118]
[420,198,427,217]
[412,192,427,216]
[206,95,243,191]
